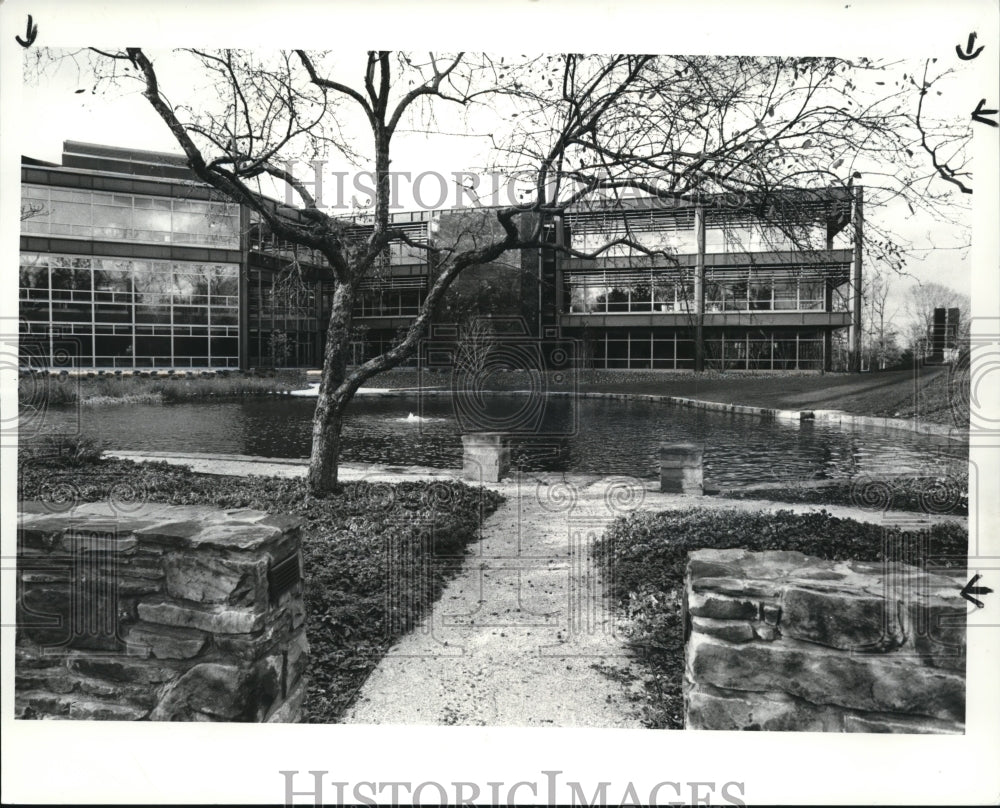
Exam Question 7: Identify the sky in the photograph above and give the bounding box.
[16,47,977,338]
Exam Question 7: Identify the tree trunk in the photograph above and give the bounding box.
[305,127,393,495]
[307,278,354,495]
[308,400,344,494]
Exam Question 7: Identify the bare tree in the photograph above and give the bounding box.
[902,281,971,352]
[44,49,967,493]
[20,201,47,221]
[454,316,497,381]
[861,268,900,370]
[911,59,973,195]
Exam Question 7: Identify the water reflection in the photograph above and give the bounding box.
[28,393,966,487]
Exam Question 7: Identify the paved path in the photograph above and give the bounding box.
[109,451,966,727]
[342,472,659,727]
[108,450,456,483]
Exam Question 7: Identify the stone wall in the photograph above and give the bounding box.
[16,501,308,722]
[684,549,966,733]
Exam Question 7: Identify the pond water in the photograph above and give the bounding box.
[31,392,967,487]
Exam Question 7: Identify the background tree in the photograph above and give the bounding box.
[49,49,969,493]
[20,201,46,221]
[860,267,901,370]
[453,316,498,382]
[902,280,971,354]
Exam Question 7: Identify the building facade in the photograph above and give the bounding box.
[19,142,861,373]
[556,191,859,371]
[20,143,243,370]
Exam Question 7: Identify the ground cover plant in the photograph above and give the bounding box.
[17,438,504,722]
[718,470,969,516]
[593,507,969,729]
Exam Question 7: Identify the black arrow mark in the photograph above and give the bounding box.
[972,99,999,127]
[956,32,984,60]
[960,574,994,609]
[15,15,38,48]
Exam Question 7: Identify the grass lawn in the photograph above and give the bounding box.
[23,363,967,428]
[366,365,967,427]
[20,369,309,408]
[17,450,503,722]
[594,507,968,729]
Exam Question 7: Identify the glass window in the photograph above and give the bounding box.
[705,281,725,312]
[52,333,92,363]
[171,212,206,235]
[605,337,628,368]
[173,335,209,356]
[773,280,798,310]
[569,284,588,313]
[725,280,748,311]
[22,252,240,367]
[209,267,239,297]
[20,301,49,321]
[50,301,91,322]
[604,286,629,312]
[630,336,652,362]
[629,281,653,312]
[748,273,772,311]
[653,278,676,311]
[21,210,49,230]
[23,186,238,248]
[210,337,239,358]
[93,303,131,324]
[800,281,824,310]
[94,267,132,294]
[52,201,93,227]
[50,262,91,292]
[173,267,211,305]
[94,205,131,228]
[133,207,171,233]
[173,306,209,325]
[20,263,48,290]
[50,189,83,203]
[134,335,171,356]
[136,304,171,323]
[94,334,134,359]
[134,263,172,296]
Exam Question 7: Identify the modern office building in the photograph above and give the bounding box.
[19,142,862,372]
[556,191,860,371]
[20,143,243,370]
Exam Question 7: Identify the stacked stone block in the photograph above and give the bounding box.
[683,549,966,733]
[16,501,308,722]
[462,432,511,483]
[659,443,703,495]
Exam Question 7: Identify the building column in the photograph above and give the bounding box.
[693,202,706,373]
[313,279,324,368]
[238,204,250,371]
[848,187,864,373]
[551,215,563,338]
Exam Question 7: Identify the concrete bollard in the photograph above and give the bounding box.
[462,432,511,483]
[660,443,704,495]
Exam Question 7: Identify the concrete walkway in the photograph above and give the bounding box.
[108,450,966,727]
[343,472,656,727]
[108,450,457,483]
